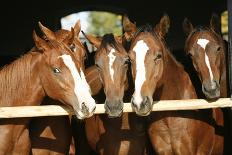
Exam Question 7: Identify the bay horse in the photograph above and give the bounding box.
[0,22,96,155]
[183,14,231,154]
[79,33,149,155]
[123,14,225,154]
[30,20,87,155]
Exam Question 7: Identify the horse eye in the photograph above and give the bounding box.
[157,54,162,59]
[124,58,130,65]
[70,44,76,52]
[95,64,101,69]
[188,52,193,57]
[53,67,61,73]
[216,46,221,52]
[154,53,162,61]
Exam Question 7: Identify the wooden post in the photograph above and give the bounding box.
[228,0,232,98]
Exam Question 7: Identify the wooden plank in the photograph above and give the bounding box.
[0,98,232,118]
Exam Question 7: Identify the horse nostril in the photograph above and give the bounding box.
[82,102,86,108]
[81,102,89,114]
[131,97,138,109]
[142,96,148,103]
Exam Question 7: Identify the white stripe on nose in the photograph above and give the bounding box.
[204,53,214,82]
[197,38,215,88]
[133,40,149,108]
[59,54,96,112]
[108,48,116,82]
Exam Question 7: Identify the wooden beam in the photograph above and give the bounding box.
[0,98,232,118]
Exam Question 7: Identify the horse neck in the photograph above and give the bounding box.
[0,51,45,106]
[161,49,182,83]
[156,49,196,99]
[85,65,103,96]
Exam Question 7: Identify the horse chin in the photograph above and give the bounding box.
[74,110,94,120]
[134,109,151,116]
[107,111,123,118]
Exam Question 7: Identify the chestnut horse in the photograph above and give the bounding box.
[29,20,89,155]
[124,14,225,154]
[182,14,228,99]
[78,33,149,155]
[183,14,231,154]
[0,23,96,154]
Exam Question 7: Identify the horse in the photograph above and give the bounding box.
[29,20,87,155]
[77,33,149,155]
[182,14,228,99]
[0,22,96,155]
[183,14,231,154]
[123,14,225,155]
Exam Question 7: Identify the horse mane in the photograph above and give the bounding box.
[100,33,119,52]
[185,26,209,48]
[0,50,39,104]
[134,24,158,39]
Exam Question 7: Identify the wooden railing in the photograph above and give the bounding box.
[0,98,232,118]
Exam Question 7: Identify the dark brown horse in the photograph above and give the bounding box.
[124,14,225,155]
[79,33,149,155]
[0,22,96,154]
[30,20,89,155]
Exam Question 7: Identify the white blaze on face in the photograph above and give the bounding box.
[59,54,96,116]
[108,48,116,82]
[133,40,149,108]
[197,39,215,87]
[197,39,209,50]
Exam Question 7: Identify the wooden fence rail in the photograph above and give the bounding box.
[0,98,232,118]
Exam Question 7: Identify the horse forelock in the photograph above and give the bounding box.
[55,29,71,41]
[100,33,120,53]
[184,26,218,51]
[133,24,182,69]
[134,24,158,39]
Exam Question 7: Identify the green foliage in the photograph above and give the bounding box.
[221,11,228,34]
[87,11,122,36]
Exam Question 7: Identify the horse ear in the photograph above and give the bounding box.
[68,28,75,43]
[123,15,137,41]
[82,32,101,49]
[210,13,221,34]
[33,30,49,51]
[182,18,194,36]
[155,14,170,38]
[38,22,56,40]
[73,19,81,37]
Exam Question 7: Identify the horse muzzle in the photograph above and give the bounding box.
[202,80,220,99]
[131,96,152,116]
[104,100,123,118]
[74,102,96,119]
